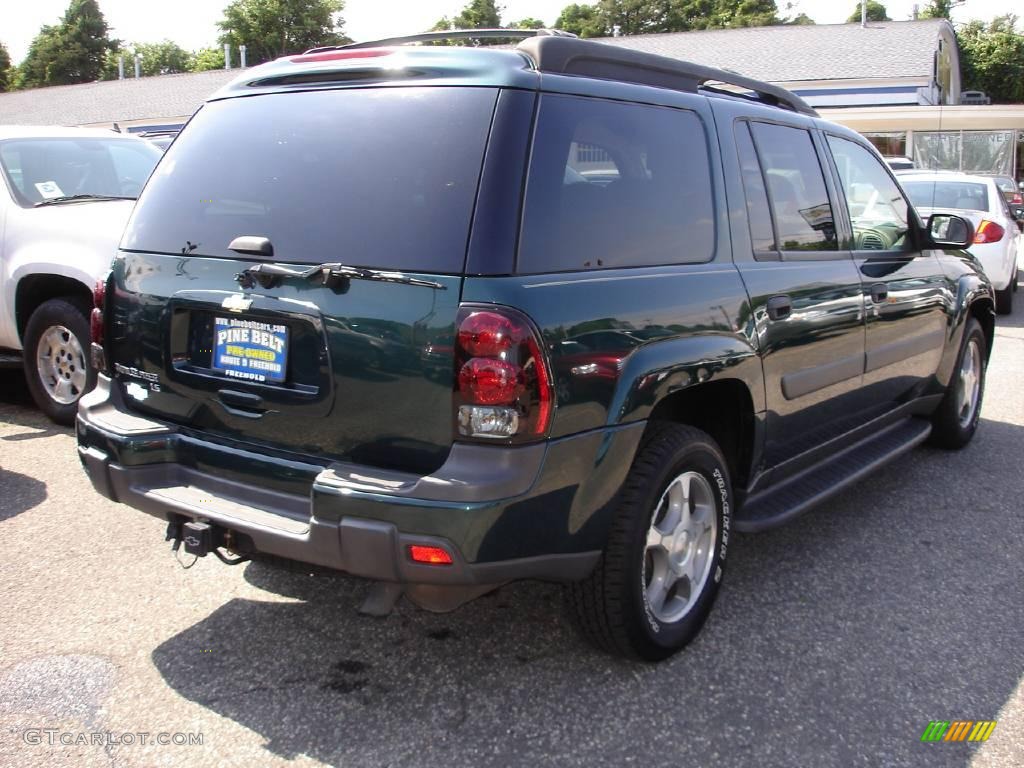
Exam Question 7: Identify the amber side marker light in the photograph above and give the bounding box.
[408,545,454,565]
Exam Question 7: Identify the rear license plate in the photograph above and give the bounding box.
[211,316,288,383]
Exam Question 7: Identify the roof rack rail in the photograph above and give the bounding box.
[516,36,817,117]
[306,28,577,54]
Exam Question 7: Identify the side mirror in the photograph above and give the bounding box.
[927,213,974,249]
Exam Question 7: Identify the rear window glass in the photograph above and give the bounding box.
[902,181,989,212]
[518,95,715,273]
[122,87,498,272]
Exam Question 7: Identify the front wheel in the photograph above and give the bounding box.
[23,297,96,426]
[929,317,986,449]
[568,423,731,661]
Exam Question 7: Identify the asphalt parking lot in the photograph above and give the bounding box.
[0,302,1021,768]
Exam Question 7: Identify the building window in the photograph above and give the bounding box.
[863,132,907,158]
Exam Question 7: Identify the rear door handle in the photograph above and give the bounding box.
[871,284,889,303]
[766,295,792,321]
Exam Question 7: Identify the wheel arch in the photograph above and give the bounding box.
[644,378,759,495]
[15,274,92,344]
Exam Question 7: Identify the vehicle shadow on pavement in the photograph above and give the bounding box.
[0,468,48,521]
[151,418,1024,767]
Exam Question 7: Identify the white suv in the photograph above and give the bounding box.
[902,171,1022,314]
[0,127,161,423]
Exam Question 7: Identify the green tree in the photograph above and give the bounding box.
[127,40,192,76]
[847,2,890,22]
[554,3,607,37]
[919,0,955,20]
[454,0,503,28]
[787,12,815,24]
[218,0,350,66]
[190,47,227,72]
[16,0,115,89]
[507,17,546,29]
[0,42,11,92]
[957,15,1024,103]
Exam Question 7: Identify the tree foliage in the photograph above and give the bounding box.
[0,42,11,92]
[131,40,192,76]
[958,14,1024,104]
[554,3,606,37]
[15,0,115,89]
[847,2,891,22]
[919,0,955,20]
[553,1,782,38]
[508,17,546,29]
[218,0,350,66]
[190,47,227,72]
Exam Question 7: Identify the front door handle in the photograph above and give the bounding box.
[766,295,792,321]
[871,284,889,303]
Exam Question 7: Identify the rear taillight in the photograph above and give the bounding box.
[974,220,1005,244]
[454,306,552,441]
[90,277,107,345]
[1011,193,1023,205]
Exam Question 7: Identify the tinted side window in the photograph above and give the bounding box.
[749,122,837,253]
[734,122,775,253]
[518,95,715,273]
[827,136,913,252]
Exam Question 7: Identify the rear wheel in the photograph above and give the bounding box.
[568,423,730,661]
[929,317,986,449]
[23,297,95,426]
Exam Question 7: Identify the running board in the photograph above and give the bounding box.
[735,418,932,532]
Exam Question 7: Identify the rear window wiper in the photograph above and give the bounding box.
[34,194,136,207]
[236,262,447,292]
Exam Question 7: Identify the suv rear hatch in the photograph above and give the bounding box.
[107,86,499,474]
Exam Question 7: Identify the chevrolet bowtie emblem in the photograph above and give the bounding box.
[221,294,253,312]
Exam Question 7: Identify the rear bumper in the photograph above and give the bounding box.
[77,375,644,586]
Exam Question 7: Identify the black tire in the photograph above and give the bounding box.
[23,297,96,426]
[929,317,986,450]
[995,281,1013,315]
[568,423,731,661]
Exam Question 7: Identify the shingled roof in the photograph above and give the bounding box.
[597,20,953,83]
[0,68,238,126]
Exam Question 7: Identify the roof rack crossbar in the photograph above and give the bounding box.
[516,37,817,117]
[306,28,576,54]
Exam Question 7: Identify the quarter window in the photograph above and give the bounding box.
[827,136,913,252]
[734,122,775,253]
[518,95,715,273]
[749,122,838,253]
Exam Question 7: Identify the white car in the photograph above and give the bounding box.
[0,126,161,423]
[901,171,1022,315]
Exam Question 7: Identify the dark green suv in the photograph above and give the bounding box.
[77,31,994,660]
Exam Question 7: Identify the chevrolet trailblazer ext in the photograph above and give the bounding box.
[78,31,994,660]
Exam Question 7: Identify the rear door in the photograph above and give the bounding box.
[822,133,949,415]
[721,111,866,469]
[108,86,499,474]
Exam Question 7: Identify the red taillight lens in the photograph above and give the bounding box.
[454,306,553,441]
[457,311,516,358]
[974,220,1005,244]
[408,545,453,565]
[458,358,520,405]
[1011,193,1023,205]
[90,277,108,345]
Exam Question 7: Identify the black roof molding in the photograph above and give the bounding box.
[517,36,818,117]
[309,28,577,53]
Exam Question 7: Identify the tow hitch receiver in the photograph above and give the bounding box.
[182,520,217,557]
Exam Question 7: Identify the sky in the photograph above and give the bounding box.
[2,0,1021,65]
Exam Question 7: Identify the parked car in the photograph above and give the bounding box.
[901,171,1021,314]
[987,175,1024,222]
[78,32,994,660]
[883,156,914,171]
[0,126,161,423]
